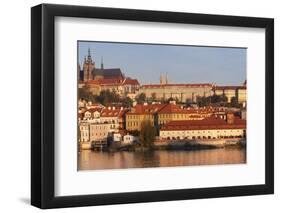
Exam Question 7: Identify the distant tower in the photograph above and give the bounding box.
[160,73,168,85]
[160,74,163,85]
[101,56,104,69]
[83,48,95,81]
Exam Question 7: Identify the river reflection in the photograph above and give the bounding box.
[78,148,246,170]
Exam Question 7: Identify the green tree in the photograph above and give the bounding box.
[95,89,121,106]
[139,120,156,148]
[151,92,157,101]
[136,93,146,103]
[197,96,209,107]
[230,96,240,108]
[122,97,133,107]
[78,86,97,103]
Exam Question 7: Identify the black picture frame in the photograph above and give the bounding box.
[31,3,274,209]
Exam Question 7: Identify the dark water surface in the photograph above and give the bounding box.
[78,148,246,170]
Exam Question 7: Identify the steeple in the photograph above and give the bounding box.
[87,48,92,62]
[101,56,104,69]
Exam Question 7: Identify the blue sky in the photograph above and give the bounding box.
[78,41,246,86]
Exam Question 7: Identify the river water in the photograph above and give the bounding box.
[78,148,246,170]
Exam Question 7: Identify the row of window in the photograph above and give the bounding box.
[164,135,244,140]
[161,129,242,135]
[81,132,107,137]
[127,121,139,127]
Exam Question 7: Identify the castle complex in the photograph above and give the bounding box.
[78,48,247,148]
[78,48,247,103]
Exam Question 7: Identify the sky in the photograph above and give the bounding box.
[78,41,246,86]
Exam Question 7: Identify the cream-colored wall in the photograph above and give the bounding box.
[238,89,247,103]
[90,123,111,141]
[80,123,90,142]
[139,85,213,102]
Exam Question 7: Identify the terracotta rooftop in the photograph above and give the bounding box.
[86,77,139,86]
[100,107,128,118]
[127,104,166,115]
[161,116,246,131]
[127,104,228,115]
[122,78,140,85]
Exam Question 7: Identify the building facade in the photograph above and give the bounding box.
[139,83,213,103]
[213,85,247,103]
[160,115,246,140]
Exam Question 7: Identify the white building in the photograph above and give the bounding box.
[89,123,111,142]
[123,134,136,144]
[79,122,90,142]
[113,132,122,142]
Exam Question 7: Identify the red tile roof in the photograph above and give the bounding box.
[127,104,166,115]
[122,78,140,85]
[161,116,246,131]
[85,77,140,86]
[86,78,123,85]
[100,107,129,118]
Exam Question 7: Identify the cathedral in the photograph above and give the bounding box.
[79,48,124,82]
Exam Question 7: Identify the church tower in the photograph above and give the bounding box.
[101,56,104,69]
[160,73,168,85]
[83,48,95,81]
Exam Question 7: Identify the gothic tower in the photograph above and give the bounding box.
[83,48,95,81]
[101,56,104,70]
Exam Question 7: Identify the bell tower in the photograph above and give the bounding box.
[83,48,95,81]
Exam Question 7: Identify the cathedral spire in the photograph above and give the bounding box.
[101,56,104,69]
[87,48,92,62]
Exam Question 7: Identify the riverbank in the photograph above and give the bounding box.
[83,138,246,152]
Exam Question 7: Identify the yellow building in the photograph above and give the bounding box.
[126,104,162,131]
[157,104,214,127]
[126,103,227,131]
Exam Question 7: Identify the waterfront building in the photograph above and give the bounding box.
[79,122,90,142]
[126,102,228,131]
[159,114,246,140]
[89,123,111,142]
[123,134,137,144]
[113,132,122,142]
[157,104,224,127]
[100,106,122,130]
[126,104,163,131]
